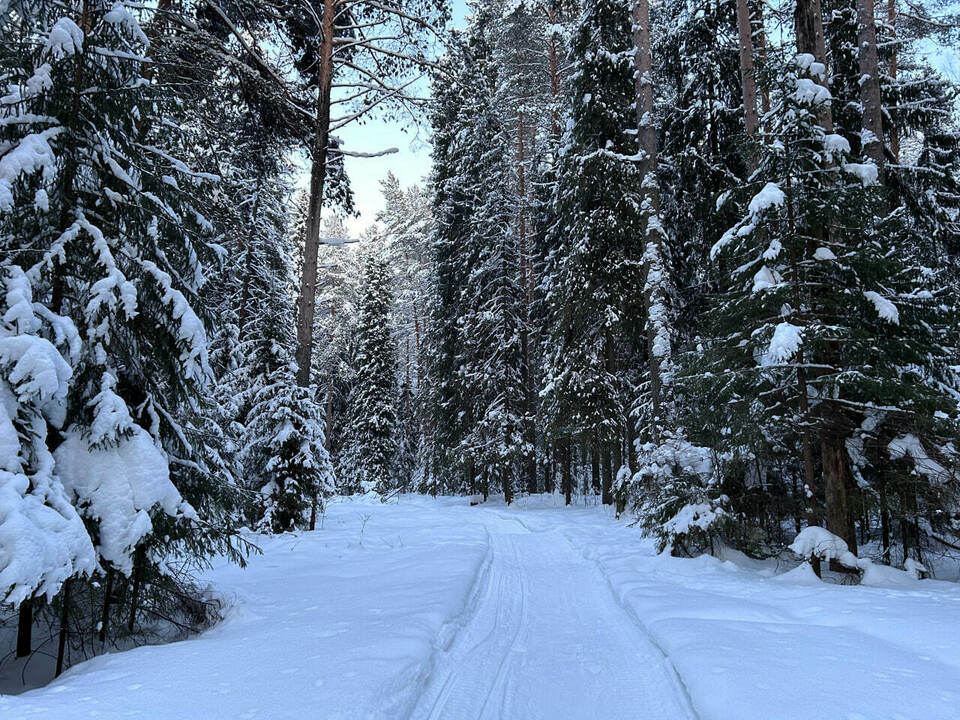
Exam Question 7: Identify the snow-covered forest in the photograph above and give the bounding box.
[2,0,960,716]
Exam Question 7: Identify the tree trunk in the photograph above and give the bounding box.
[562,438,572,505]
[633,0,669,425]
[879,476,891,561]
[887,0,899,160]
[823,435,858,558]
[736,0,760,152]
[16,597,33,658]
[99,569,114,644]
[856,0,885,172]
[589,436,600,496]
[547,8,561,141]
[127,546,145,634]
[752,1,771,116]
[56,580,70,677]
[794,0,833,132]
[601,444,613,505]
[294,0,337,387]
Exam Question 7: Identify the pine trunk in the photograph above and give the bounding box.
[295,0,336,386]
[887,0,899,159]
[736,0,760,146]
[99,569,114,644]
[562,438,572,505]
[752,1,771,115]
[16,597,32,658]
[856,0,885,171]
[794,0,834,131]
[601,444,613,505]
[633,0,668,424]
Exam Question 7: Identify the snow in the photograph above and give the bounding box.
[747,182,785,216]
[888,433,948,482]
[751,265,780,293]
[863,289,900,324]
[54,424,195,575]
[4,498,960,719]
[663,502,726,536]
[823,133,851,155]
[0,130,60,213]
[44,17,85,59]
[762,321,803,365]
[103,2,150,47]
[843,161,880,186]
[789,525,859,568]
[792,77,831,106]
[813,246,837,261]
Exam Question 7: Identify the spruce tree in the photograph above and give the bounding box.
[340,248,398,494]
[541,0,643,503]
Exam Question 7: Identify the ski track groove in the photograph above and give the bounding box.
[407,511,695,720]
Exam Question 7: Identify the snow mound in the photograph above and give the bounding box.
[789,526,858,569]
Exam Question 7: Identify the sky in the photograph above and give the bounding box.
[322,0,470,238]
[324,0,959,238]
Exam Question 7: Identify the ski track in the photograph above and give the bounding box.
[409,515,694,720]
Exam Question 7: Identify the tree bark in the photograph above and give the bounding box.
[887,0,899,160]
[562,437,572,505]
[127,546,145,634]
[633,0,670,427]
[295,0,337,387]
[736,0,760,149]
[99,569,114,644]
[794,0,834,132]
[56,580,70,677]
[546,8,561,141]
[601,444,613,505]
[856,0,885,172]
[752,1,771,116]
[16,597,33,658]
[590,436,601,495]
[823,435,858,558]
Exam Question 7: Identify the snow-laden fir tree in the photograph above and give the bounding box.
[243,366,334,533]
[422,33,489,494]
[540,0,644,503]
[701,50,960,560]
[0,269,95,607]
[338,246,398,495]
[456,74,527,504]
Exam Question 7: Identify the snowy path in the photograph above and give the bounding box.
[4,495,960,720]
[410,516,694,720]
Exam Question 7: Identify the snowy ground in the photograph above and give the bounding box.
[3,495,959,719]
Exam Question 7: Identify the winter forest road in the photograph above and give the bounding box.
[8,495,958,720]
[409,513,696,720]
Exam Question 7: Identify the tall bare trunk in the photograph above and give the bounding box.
[633,0,669,426]
[547,9,561,141]
[887,0,899,160]
[753,1,771,116]
[736,0,760,154]
[295,0,336,387]
[56,580,70,676]
[794,0,833,132]
[857,0,885,171]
